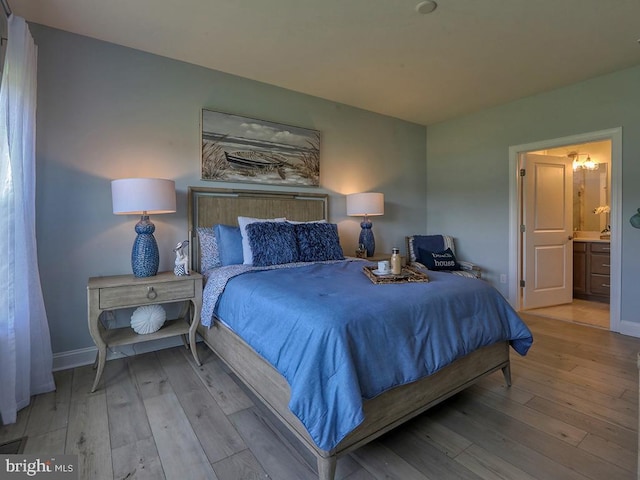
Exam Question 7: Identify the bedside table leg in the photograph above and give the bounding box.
[91,345,106,392]
[87,299,107,392]
[189,299,202,366]
[179,301,191,350]
[189,331,201,366]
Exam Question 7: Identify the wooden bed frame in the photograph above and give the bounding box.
[188,186,512,480]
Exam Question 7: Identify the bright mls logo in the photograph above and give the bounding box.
[0,455,77,479]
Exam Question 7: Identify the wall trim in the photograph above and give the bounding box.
[619,320,640,338]
[52,336,188,372]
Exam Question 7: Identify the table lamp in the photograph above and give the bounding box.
[346,192,384,257]
[111,178,176,277]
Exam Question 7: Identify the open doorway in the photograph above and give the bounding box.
[508,128,622,333]
[525,140,611,329]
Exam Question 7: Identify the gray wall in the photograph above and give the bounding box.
[31,24,427,355]
[425,65,640,325]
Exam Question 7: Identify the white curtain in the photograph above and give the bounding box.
[0,15,55,425]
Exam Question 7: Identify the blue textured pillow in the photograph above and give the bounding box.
[418,247,460,271]
[246,222,299,267]
[238,216,287,265]
[295,223,344,262]
[214,224,244,266]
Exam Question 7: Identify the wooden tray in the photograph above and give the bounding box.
[363,265,429,284]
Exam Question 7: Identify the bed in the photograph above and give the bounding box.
[188,186,533,480]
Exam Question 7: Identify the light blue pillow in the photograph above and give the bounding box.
[214,224,243,266]
[246,222,299,267]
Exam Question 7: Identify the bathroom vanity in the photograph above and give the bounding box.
[573,239,610,303]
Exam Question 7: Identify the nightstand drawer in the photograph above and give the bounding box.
[99,280,195,309]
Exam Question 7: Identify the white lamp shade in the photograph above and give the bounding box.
[346,192,384,216]
[111,178,176,215]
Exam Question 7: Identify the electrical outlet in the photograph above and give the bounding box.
[500,274,507,284]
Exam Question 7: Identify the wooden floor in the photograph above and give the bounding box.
[1,313,638,480]
[529,299,610,329]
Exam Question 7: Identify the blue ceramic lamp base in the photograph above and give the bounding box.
[131,215,159,277]
[359,218,375,257]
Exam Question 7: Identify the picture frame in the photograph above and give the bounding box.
[201,109,321,187]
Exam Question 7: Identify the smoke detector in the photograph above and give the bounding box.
[416,1,438,14]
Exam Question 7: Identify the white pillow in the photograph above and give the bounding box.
[285,219,327,224]
[238,216,286,265]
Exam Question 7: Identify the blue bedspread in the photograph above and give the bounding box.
[206,260,533,451]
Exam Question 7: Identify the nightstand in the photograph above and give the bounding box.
[87,271,203,392]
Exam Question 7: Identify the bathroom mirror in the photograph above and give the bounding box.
[573,164,608,232]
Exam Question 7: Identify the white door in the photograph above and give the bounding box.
[522,154,573,309]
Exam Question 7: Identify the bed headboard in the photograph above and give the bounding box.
[188,187,329,272]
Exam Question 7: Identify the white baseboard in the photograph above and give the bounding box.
[52,336,189,372]
[618,319,640,339]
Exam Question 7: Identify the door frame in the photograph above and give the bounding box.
[508,127,622,332]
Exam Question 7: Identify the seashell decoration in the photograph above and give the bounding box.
[130,304,166,334]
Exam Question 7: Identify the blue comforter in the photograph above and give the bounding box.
[207,259,532,451]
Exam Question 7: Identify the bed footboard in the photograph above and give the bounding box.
[198,321,510,480]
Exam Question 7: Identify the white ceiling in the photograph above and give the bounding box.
[11,0,640,126]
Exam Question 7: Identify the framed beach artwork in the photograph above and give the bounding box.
[201,109,321,186]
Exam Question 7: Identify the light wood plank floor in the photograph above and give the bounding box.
[528,299,610,329]
[1,313,638,480]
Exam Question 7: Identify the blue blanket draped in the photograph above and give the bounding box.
[209,260,532,451]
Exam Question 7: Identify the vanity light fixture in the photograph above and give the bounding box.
[569,152,598,171]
